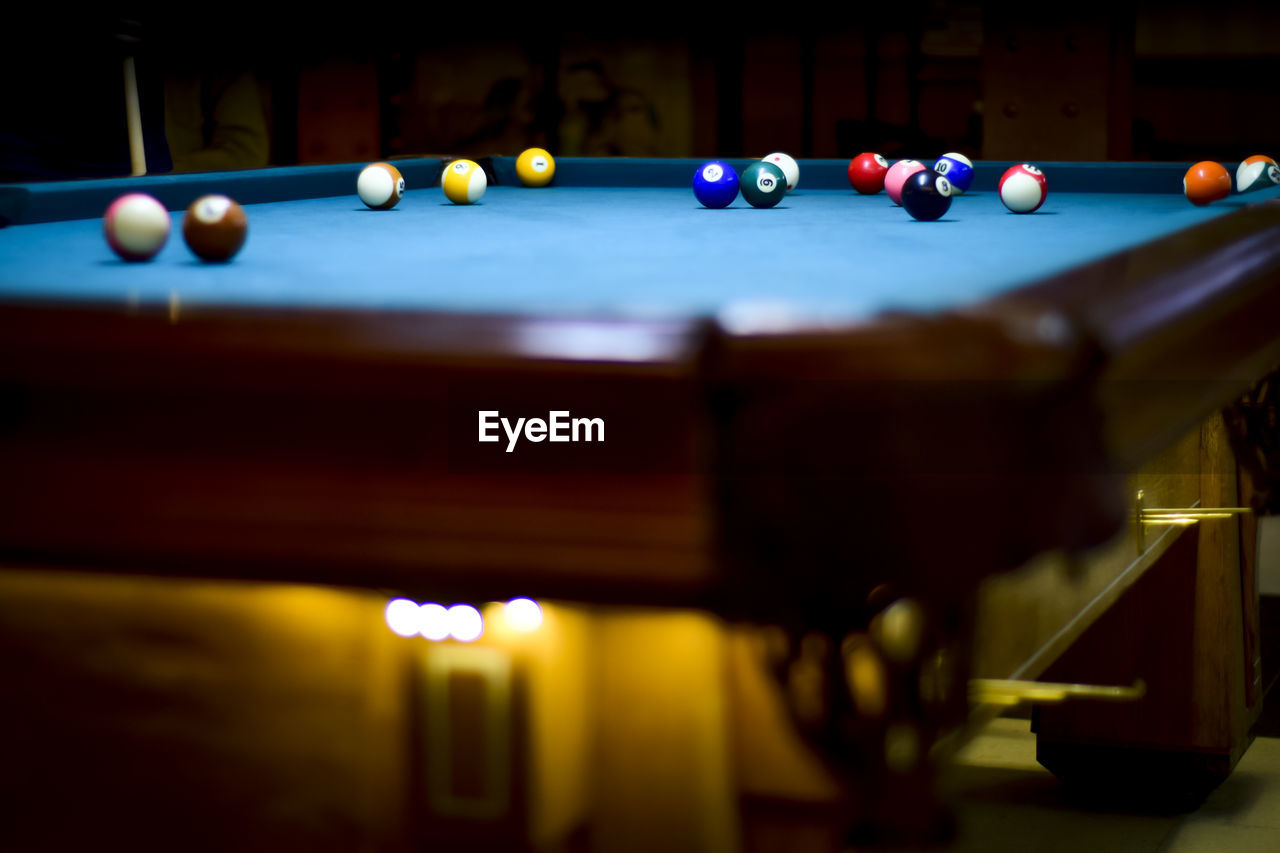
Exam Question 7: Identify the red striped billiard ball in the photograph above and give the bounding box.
[183,195,248,262]
[1183,161,1231,206]
[998,164,1048,213]
[848,152,889,194]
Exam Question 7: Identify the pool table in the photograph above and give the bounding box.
[1,158,1279,844]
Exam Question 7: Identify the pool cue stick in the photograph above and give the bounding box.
[123,56,146,176]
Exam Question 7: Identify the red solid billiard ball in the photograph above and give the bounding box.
[1183,161,1231,206]
[848,152,890,194]
[998,164,1048,213]
[103,193,170,262]
[183,195,248,262]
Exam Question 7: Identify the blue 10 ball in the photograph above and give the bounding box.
[933,153,974,194]
[693,161,739,208]
[900,170,954,221]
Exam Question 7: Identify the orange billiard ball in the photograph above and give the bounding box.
[1183,161,1231,206]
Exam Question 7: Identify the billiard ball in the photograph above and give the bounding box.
[871,598,925,665]
[762,152,799,192]
[183,194,247,262]
[1183,161,1231,206]
[516,147,556,187]
[103,192,170,262]
[1236,155,1279,194]
[899,169,953,221]
[843,636,888,720]
[357,162,405,210]
[884,159,925,205]
[739,161,787,208]
[443,159,487,204]
[998,164,1048,213]
[692,160,739,208]
[848,152,889,194]
[933,152,974,194]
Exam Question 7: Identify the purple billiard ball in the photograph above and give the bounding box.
[693,160,739,209]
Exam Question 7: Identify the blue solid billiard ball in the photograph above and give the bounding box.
[933,153,974,194]
[900,169,953,221]
[693,160,739,208]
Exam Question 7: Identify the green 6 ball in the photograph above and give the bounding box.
[740,161,787,209]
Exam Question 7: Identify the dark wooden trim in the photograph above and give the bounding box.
[0,303,719,603]
[3,197,1280,610]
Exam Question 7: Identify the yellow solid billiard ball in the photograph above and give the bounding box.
[442,159,487,205]
[515,147,555,187]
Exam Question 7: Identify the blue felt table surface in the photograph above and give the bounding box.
[3,162,1277,323]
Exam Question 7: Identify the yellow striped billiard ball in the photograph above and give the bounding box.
[516,147,555,187]
[442,159,487,205]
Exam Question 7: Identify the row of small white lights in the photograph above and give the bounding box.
[385,597,543,642]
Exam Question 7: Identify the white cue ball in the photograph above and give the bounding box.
[762,152,800,192]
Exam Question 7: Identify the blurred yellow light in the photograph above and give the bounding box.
[385,598,421,637]
[419,603,451,641]
[504,598,543,633]
[448,604,484,642]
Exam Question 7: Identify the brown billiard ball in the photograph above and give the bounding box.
[183,195,248,262]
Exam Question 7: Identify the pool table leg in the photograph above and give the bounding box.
[1032,413,1262,805]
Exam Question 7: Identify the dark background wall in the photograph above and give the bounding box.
[248,2,1280,167]
[6,2,1280,176]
